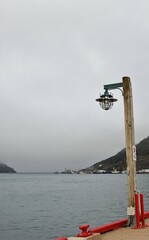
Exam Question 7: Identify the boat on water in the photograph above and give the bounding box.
[137,169,149,174]
[111,170,120,174]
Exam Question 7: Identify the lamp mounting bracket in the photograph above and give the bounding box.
[104,82,123,91]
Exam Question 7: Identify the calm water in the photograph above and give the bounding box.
[0,174,149,240]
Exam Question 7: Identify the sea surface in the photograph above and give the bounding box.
[0,173,149,240]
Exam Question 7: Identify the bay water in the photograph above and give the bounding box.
[0,173,149,240]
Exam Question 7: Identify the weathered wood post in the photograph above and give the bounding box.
[96,76,137,225]
[123,76,137,224]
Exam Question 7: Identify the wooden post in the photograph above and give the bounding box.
[123,76,137,224]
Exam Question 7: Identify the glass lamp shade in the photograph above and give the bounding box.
[96,90,117,110]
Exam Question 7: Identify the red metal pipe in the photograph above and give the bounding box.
[90,211,149,234]
[135,193,140,228]
[90,218,128,234]
[144,211,149,219]
[140,194,145,227]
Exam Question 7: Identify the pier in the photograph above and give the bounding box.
[56,211,149,240]
[100,218,149,240]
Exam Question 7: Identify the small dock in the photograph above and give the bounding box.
[57,218,149,240]
[57,208,149,240]
[100,218,149,240]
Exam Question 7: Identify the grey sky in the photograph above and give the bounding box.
[0,0,149,172]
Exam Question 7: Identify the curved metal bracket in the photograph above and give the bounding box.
[104,82,124,95]
[117,87,124,96]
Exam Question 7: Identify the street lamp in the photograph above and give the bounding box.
[96,76,137,226]
[96,90,117,110]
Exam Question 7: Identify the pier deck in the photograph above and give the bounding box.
[100,218,149,240]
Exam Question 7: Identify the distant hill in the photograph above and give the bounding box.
[0,162,16,173]
[80,136,149,173]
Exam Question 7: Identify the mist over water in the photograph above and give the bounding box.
[0,174,149,240]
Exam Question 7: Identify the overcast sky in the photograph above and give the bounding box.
[0,0,149,172]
